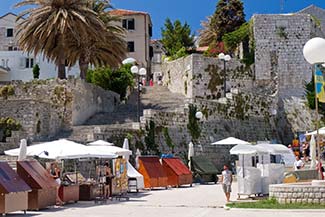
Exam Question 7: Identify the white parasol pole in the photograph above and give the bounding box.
[18,139,27,161]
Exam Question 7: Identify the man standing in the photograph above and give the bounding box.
[220,164,232,203]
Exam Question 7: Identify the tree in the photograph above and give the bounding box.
[66,0,127,79]
[86,64,133,100]
[199,0,245,46]
[32,64,40,79]
[15,0,106,79]
[161,18,194,57]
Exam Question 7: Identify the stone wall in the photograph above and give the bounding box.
[162,54,254,100]
[269,183,325,204]
[0,79,119,142]
[253,13,322,98]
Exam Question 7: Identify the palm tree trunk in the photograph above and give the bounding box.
[58,48,66,79]
[79,55,89,80]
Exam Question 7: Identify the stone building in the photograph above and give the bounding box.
[298,5,325,34]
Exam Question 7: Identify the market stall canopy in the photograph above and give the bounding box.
[212,137,250,145]
[230,144,268,155]
[86,144,132,156]
[5,139,117,159]
[255,143,292,155]
[305,127,325,135]
[88,140,114,146]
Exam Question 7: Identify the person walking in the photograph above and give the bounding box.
[220,164,232,203]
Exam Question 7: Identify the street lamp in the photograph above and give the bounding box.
[303,37,325,170]
[195,111,203,120]
[218,53,231,97]
[131,65,147,122]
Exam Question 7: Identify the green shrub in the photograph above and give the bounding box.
[0,117,22,142]
[33,64,40,79]
[0,85,15,99]
[87,64,134,100]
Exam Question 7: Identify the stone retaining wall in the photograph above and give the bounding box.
[269,183,325,204]
[0,79,119,142]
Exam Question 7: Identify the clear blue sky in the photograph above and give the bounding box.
[2,0,325,39]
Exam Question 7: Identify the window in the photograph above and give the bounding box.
[149,46,153,59]
[6,28,13,37]
[8,46,12,51]
[149,25,152,37]
[122,19,135,30]
[127,41,135,52]
[25,58,34,68]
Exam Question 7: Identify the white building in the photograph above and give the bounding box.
[110,9,153,75]
[0,13,79,82]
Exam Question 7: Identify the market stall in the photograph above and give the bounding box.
[0,162,31,215]
[230,144,267,197]
[190,156,218,183]
[138,156,168,189]
[16,160,57,210]
[162,157,192,187]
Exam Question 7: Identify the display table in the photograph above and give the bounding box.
[59,185,79,204]
[0,162,31,215]
[79,184,101,201]
[16,161,57,210]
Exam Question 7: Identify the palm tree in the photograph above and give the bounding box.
[198,16,218,47]
[66,0,127,79]
[15,0,106,79]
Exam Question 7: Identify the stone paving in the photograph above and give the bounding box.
[8,182,325,217]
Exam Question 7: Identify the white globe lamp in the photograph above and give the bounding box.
[139,68,147,76]
[195,111,203,120]
[224,55,231,62]
[303,37,325,64]
[218,53,225,60]
[131,65,139,74]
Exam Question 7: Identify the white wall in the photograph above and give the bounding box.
[0,51,80,81]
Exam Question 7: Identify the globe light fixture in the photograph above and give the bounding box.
[195,111,203,120]
[131,65,139,74]
[139,68,147,76]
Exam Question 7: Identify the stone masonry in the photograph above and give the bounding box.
[0,78,119,143]
[269,183,325,204]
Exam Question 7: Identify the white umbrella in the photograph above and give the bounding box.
[122,57,137,65]
[122,138,130,161]
[310,135,316,169]
[230,144,267,155]
[87,143,132,156]
[135,148,141,169]
[5,139,117,160]
[305,127,325,135]
[18,139,27,161]
[212,137,250,145]
[88,140,113,146]
[255,143,292,155]
[188,142,194,170]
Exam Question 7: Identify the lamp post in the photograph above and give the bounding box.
[303,37,325,171]
[131,65,147,122]
[218,53,231,97]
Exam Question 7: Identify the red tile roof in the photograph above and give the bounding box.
[109,9,149,16]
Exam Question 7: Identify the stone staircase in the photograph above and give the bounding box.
[59,85,187,142]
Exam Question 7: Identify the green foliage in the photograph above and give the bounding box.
[187,104,201,141]
[0,117,22,142]
[161,18,194,57]
[144,120,160,155]
[201,0,245,46]
[228,197,325,209]
[311,15,321,28]
[163,127,175,150]
[32,64,40,79]
[0,85,15,99]
[276,26,288,39]
[86,64,134,100]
